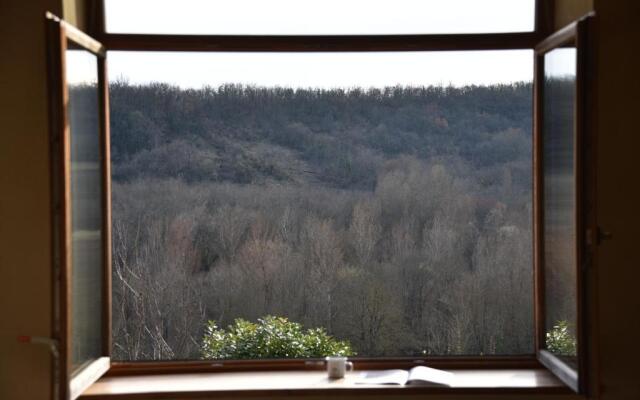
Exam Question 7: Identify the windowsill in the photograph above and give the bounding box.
[80,368,576,399]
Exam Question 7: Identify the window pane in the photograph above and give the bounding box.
[66,48,103,370]
[542,47,578,369]
[105,0,535,35]
[109,50,533,360]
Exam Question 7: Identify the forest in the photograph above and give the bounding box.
[107,82,535,360]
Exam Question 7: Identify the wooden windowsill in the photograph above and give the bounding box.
[80,368,576,399]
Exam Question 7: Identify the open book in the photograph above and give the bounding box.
[355,366,455,387]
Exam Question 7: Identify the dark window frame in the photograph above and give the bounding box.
[50,0,595,396]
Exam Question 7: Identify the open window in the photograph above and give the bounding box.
[46,2,597,397]
[533,14,595,394]
[46,13,111,400]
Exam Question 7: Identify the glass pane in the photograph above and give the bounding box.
[66,47,103,370]
[542,46,578,369]
[109,50,534,360]
[105,0,535,35]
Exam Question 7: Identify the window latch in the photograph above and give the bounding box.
[17,335,59,358]
[597,227,613,244]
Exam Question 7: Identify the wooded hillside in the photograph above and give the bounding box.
[108,83,534,360]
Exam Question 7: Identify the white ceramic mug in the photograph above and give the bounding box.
[326,356,353,379]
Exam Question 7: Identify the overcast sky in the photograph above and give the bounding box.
[105,0,535,35]
[93,0,540,88]
[106,50,534,89]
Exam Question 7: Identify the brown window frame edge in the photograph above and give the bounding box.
[46,11,112,400]
[98,32,540,52]
[106,356,542,377]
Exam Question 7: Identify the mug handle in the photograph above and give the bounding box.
[346,361,354,371]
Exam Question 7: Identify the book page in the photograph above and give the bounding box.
[355,369,410,385]
[406,366,455,387]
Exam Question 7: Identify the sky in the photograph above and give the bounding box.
[99,0,538,89]
[107,51,534,89]
[104,0,535,35]
[545,49,577,79]
[66,50,98,85]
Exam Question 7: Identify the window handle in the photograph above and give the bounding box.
[597,227,613,244]
[17,335,59,357]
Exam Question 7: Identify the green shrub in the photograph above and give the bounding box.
[201,316,355,359]
[545,320,577,356]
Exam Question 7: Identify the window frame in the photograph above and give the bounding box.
[52,0,594,395]
[46,12,112,400]
[89,0,551,50]
[532,15,597,395]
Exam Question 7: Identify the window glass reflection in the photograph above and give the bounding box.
[66,48,103,370]
[542,47,578,368]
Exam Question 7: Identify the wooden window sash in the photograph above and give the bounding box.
[532,14,597,395]
[47,13,112,400]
